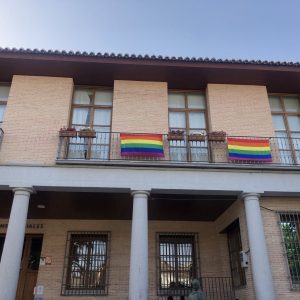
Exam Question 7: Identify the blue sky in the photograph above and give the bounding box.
[0,0,299,61]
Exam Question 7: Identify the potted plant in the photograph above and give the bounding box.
[78,127,96,138]
[207,130,226,142]
[188,132,206,142]
[59,127,77,138]
[167,130,185,141]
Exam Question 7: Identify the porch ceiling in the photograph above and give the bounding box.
[0,191,236,221]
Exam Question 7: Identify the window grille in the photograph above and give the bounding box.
[156,233,200,296]
[278,212,300,288]
[61,231,110,295]
[227,220,246,288]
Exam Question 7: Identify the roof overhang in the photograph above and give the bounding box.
[0,50,300,93]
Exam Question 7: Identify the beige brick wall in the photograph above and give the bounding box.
[149,221,231,300]
[0,219,232,300]
[216,197,300,300]
[1,199,299,300]
[0,219,131,300]
[215,200,255,300]
[207,84,275,136]
[0,75,73,165]
[112,80,169,134]
[261,198,300,300]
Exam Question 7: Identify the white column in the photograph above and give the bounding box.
[129,191,149,300]
[242,193,275,300]
[0,187,33,300]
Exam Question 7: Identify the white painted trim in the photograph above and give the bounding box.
[0,165,299,194]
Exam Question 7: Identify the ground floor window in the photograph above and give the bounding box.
[227,220,246,288]
[157,232,199,296]
[279,212,300,288]
[61,231,110,295]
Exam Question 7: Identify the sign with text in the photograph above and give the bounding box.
[0,223,44,229]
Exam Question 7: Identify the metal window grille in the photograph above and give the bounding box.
[227,221,246,288]
[278,212,300,289]
[156,233,200,296]
[61,231,110,295]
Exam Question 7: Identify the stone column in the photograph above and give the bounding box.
[129,191,149,300]
[0,187,33,300]
[242,193,275,300]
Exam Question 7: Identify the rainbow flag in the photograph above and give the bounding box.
[120,133,164,157]
[228,137,272,162]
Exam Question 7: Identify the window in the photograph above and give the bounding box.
[168,91,208,162]
[269,95,300,164]
[61,232,110,295]
[227,220,246,288]
[279,212,300,288]
[0,84,10,126]
[157,233,199,296]
[68,87,113,159]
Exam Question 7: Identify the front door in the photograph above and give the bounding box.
[15,235,43,300]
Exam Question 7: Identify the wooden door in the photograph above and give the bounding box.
[16,235,43,300]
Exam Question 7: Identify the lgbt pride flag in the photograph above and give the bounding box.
[120,133,164,157]
[228,137,272,162]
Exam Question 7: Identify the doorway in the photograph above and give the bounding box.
[0,235,43,300]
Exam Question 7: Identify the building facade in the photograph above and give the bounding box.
[0,48,300,300]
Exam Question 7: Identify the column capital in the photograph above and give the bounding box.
[240,192,261,201]
[12,187,35,196]
[131,190,150,198]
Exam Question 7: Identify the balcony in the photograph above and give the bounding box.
[57,132,300,168]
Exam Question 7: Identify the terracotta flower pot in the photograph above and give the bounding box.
[188,134,206,142]
[207,132,226,142]
[78,130,96,138]
[167,133,184,141]
[59,130,77,138]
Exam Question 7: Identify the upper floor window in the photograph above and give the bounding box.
[69,87,113,159]
[168,91,207,162]
[269,95,300,164]
[0,84,10,126]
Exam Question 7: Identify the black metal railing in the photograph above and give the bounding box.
[156,277,235,300]
[57,132,300,166]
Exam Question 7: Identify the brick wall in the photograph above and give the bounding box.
[1,198,299,299]
[0,75,73,164]
[260,198,300,300]
[149,221,230,299]
[215,200,255,300]
[216,197,300,300]
[207,84,275,136]
[112,80,169,133]
[0,219,232,300]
